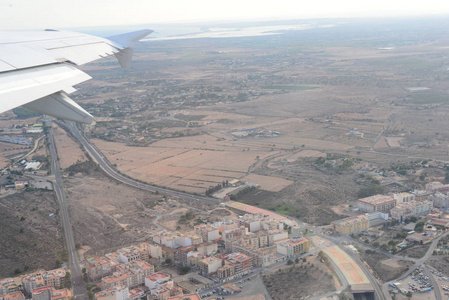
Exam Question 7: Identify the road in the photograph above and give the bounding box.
[47,120,86,299]
[62,121,221,206]
[58,120,446,300]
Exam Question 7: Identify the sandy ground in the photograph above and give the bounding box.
[93,137,275,194]
[52,125,88,169]
[385,137,405,148]
[241,174,293,192]
[323,245,370,285]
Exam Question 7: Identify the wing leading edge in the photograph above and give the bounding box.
[0,29,153,123]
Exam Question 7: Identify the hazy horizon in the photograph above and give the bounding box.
[2,0,449,31]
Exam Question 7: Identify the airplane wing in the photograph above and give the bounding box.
[0,29,152,123]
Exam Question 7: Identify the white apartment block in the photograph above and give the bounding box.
[390,200,433,220]
[393,192,416,203]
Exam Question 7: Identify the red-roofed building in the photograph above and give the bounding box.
[51,289,72,300]
[0,292,25,300]
[87,256,119,281]
[32,286,54,300]
[0,279,19,296]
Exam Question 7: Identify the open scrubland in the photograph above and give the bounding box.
[0,190,64,277]
[66,18,449,223]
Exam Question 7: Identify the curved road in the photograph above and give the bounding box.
[62,121,221,205]
[58,120,446,300]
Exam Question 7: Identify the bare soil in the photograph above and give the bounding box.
[361,251,413,282]
[397,244,431,259]
[0,190,64,277]
[263,258,336,300]
[427,256,449,276]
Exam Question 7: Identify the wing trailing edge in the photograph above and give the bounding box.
[0,29,153,123]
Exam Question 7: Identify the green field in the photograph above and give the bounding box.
[408,94,449,104]
[261,85,318,90]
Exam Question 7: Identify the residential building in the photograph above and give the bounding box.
[216,253,252,281]
[412,189,430,201]
[42,269,66,290]
[101,260,154,290]
[140,243,163,259]
[0,279,19,296]
[87,256,120,281]
[128,287,147,300]
[222,227,247,241]
[390,200,433,221]
[275,237,311,257]
[230,244,276,267]
[0,292,25,300]
[23,269,66,295]
[198,257,222,276]
[430,218,449,227]
[145,273,182,300]
[357,195,396,213]
[32,287,54,300]
[331,214,370,234]
[393,193,416,203]
[429,192,449,210]
[95,285,130,300]
[22,274,45,295]
[194,224,219,242]
[153,232,203,249]
[51,289,72,300]
[196,242,218,256]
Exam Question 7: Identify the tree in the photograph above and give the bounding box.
[357,185,385,198]
[177,266,191,275]
[165,258,172,264]
[287,259,294,265]
[65,272,72,289]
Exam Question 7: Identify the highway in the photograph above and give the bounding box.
[62,121,221,205]
[46,120,86,299]
[57,120,446,300]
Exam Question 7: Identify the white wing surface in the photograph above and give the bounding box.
[0,29,152,123]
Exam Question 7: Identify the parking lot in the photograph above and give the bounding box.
[388,268,435,300]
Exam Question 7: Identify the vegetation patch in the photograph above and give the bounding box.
[261,85,318,90]
[263,258,335,300]
[407,94,449,104]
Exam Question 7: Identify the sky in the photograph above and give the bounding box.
[1,0,449,30]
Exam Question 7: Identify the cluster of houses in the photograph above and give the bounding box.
[79,213,308,300]
[332,182,449,243]
[0,269,71,300]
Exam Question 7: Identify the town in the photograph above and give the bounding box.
[0,180,448,300]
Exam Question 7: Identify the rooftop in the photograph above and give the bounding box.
[358,194,395,205]
[166,294,201,300]
[0,292,25,300]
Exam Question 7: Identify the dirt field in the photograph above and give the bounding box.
[52,124,88,169]
[361,251,413,282]
[263,256,336,300]
[428,256,449,276]
[92,136,277,194]
[63,171,216,258]
[240,174,293,192]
